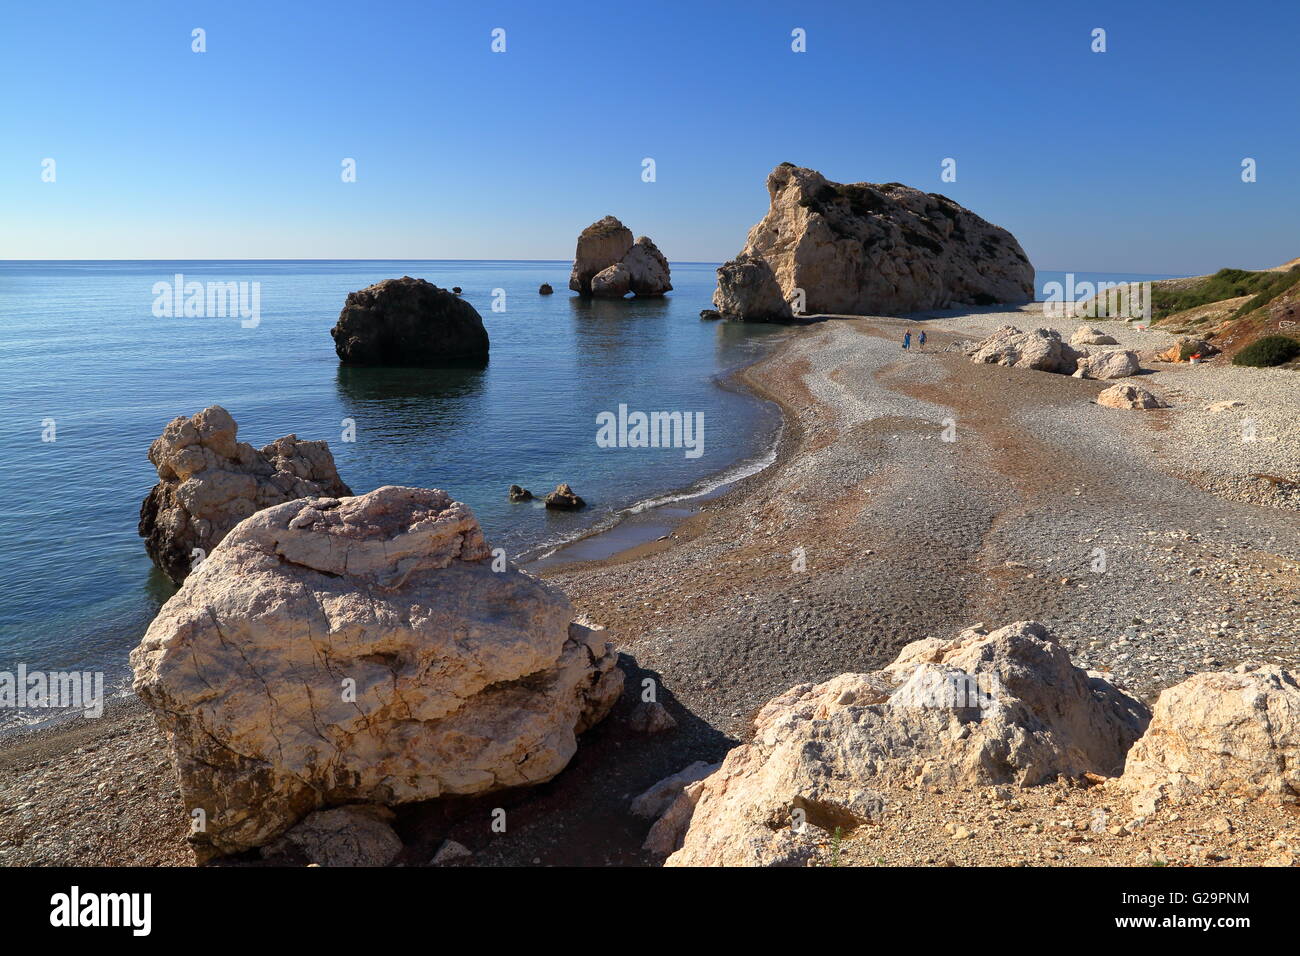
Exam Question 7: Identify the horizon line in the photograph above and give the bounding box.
[0,258,1187,276]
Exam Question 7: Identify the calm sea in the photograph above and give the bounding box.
[0,261,1182,726]
[0,259,787,720]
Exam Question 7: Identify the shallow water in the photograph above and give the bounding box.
[0,259,785,718]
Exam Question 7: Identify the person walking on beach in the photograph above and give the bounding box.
[918,330,927,350]
[902,330,911,350]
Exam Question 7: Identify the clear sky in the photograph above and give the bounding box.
[2,0,1296,273]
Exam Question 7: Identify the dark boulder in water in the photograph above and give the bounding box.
[508,484,533,502]
[539,283,554,295]
[331,276,489,366]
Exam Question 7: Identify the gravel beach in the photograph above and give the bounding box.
[3,306,1297,867]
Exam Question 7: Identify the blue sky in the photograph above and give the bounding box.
[2,0,1296,273]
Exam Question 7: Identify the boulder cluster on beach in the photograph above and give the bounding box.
[637,621,1300,866]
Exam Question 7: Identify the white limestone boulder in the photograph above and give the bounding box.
[131,485,623,861]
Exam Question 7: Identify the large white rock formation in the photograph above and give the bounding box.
[965,325,1080,374]
[131,485,623,860]
[569,217,671,297]
[712,164,1033,319]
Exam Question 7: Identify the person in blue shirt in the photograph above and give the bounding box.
[902,331,911,349]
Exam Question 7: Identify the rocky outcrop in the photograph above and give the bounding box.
[712,253,794,323]
[1072,325,1119,346]
[131,485,623,860]
[636,762,720,857]
[569,217,672,297]
[543,483,585,510]
[138,405,351,585]
[966,326,1080,374]
[621,237,672,296]
[507,484,533,502]
[431,839,473,866]
[1117,666,1300,813]
[1097,384,1168,409]
[1074,348,1141,380]
[569,217,632,294]
[712,164,1033,318]
[538,283,553,295]
[330,276,489,366]
[1205,400,1245,413]
[659,622,1148,866]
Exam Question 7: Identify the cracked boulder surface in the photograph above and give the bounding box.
[130,485,623,861]
[138,404,352,584]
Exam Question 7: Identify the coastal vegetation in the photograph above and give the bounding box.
[1151,265,1300,321]
[1232,334,1300,367]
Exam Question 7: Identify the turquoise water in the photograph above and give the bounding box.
[0,260,786,712]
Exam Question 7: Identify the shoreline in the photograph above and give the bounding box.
[3,305,1298,866]
[525,337,792,571]
[0,317,787,742]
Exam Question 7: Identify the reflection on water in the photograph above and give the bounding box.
[566,295,674,362]
[711,317,790,360]
[334,363,489,444]
[335,363,488,405]
[566,293,672,321]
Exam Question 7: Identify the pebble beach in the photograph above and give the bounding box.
[5,304,1295,867]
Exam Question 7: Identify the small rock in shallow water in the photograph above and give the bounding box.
[544,483,586,510]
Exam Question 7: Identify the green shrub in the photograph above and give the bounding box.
[1151,266,1297,320]
[1232,266,1300,318]
[1232,335,1300,367]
